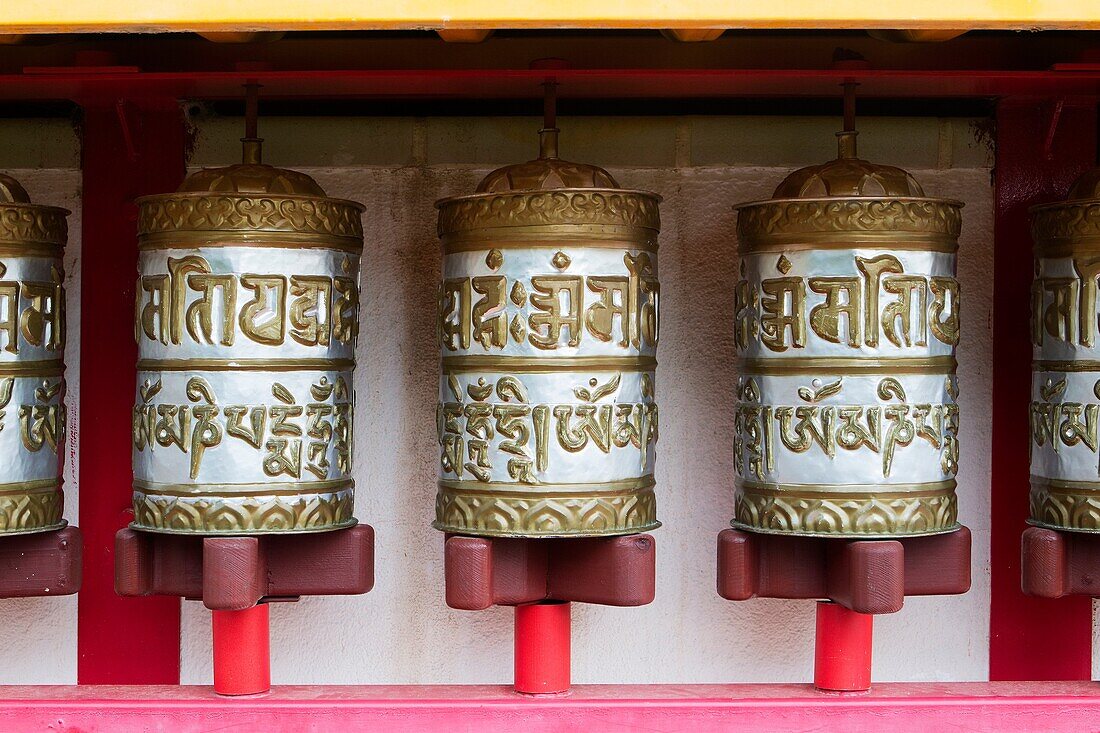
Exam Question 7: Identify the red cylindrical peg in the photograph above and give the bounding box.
[514,601,570,694]
[814,600,873,692]
[212,603,271,696]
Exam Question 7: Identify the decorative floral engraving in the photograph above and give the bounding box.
[0,484,64,533]
[736,199,962,247]
[1030,484,1100,533]
[733,486,958,537]
[433,484,658,537]
[132,486,355,534]
[437,190,661,237]
[138,195,364,241]
[1031,201,1100,250]
[0,204,67,247]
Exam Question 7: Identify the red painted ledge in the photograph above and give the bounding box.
[3,683,1099,732]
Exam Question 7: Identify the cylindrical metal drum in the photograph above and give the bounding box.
[1030,169,1100,532]
[433,127,662,537]
[132,139,364,534]
[0,172,68,533]
[732,131,963,537]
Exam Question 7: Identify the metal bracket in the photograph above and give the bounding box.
[717,526,972,614]
[0,526,81,598]
[115,525,375,610]
[444,533,656,611]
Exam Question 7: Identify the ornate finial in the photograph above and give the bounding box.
[0,172,31,203]
[836,130,858,160]
[241,82,263,165]
[465,65,623,193]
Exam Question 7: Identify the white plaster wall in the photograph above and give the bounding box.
[167,115,996,684]
[0,118,82,682]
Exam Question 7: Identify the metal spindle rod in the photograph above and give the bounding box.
[842,80,858,133]
[212,604,271,696]
[814,601,873,692]
[514,601,571,695]
[244,82,260,139]
[542,80,557,130]
[242,82,263,163]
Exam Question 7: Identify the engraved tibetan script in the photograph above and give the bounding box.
[437,374,658,483]
[735,253,960,352]
[135,255,359,350]
[0,261,65,354]
[734,377,960,480]
[133,375,353,480]
[440,252,659,352]
[1031,255,1100,348]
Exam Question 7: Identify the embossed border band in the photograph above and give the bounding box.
[138,236,363,253]
[1034,360,1100,373]
[0,203,68,248]
[735,355,956,375]
[735,478,957,496]
[1029,475,1100,534]
[0,243,63,258]
[434,476,658,538]
[0,479,65,535]
[137,193,365,246]
[0,359,65,377]
[0,478,64,494]
[441,355,657,373]
[137,358,355,372]
[737,239,958,254]
[437,189,662,239]
[442,231,659,253]
[132,478,354,497]
[438,475,656,495]
[735,197,963,249]
[734,478,959,538]
[1031,200,1100,252]
[131,484,357,535]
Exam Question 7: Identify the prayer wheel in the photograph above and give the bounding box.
[0,172,68,533]
[131,133,364,534]
[1029,169,1100,532]
[732,128,963,537]
[434,124,662,537]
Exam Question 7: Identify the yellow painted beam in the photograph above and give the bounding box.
[0,0,1098,34]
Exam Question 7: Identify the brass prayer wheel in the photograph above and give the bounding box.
[732,128,963,537]
[1029,169,1100,532]
[434,123,662,537]
[0,172,68,533]
[131,131,364,534]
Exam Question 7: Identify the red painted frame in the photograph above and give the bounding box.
[3,43,1086,687]
[990,100,1097,681]
[0,66,1098,103]
[77,98,186,684]
[3,683,1100,731]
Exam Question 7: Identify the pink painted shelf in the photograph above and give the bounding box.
[3,682,1099,732]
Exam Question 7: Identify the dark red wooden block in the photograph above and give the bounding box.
[444,534,656,611]
[1022,526,1100,599]
[717,526,971,615]
[115,524,374,610]
[0,526,81,598]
